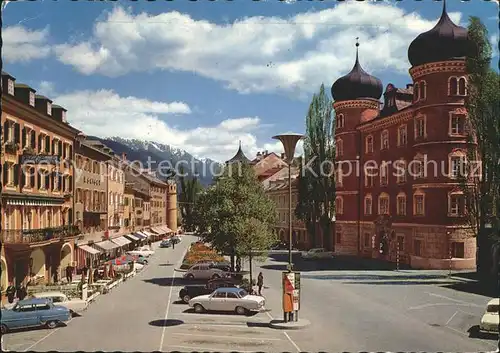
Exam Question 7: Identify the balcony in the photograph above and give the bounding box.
[4,141,19,154]
[1,225,81,244]
[83,205,107,213]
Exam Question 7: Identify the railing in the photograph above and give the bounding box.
[1,225,81,244]
[84,205,107,213]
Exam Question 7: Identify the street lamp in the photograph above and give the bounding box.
[272,133,303,270]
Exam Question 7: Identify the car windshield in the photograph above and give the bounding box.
[487,304,499,313]
[238,289,248,298]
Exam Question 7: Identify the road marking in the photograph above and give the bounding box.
[426,292,470,304]
[171,332,282,341]
[264,306,301,352]
[158,248,187,351]
[408,302,482,310]
[445,310,459,325]
[23,318,73,352]
[166,344,255,352]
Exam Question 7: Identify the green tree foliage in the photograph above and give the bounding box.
[295,84,336,250]
[178,166,203,232]
[193,163,277,271]
[459,16,500,276]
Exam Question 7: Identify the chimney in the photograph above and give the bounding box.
[122,152,127,161]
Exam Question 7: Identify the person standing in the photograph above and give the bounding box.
[257,272,264,296]
[17,283,27,301]
[6,282,16,304]
[66,265,73,283]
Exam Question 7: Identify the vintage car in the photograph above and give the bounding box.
[1,298,71,334]
[179,277,239,303]
[183,263,231,280]
[302,248,334,260]
[159,239,172,248]
[188,287,265,315]
[32,291,88,315]
[479,298,499,333]
[127,246,154,257]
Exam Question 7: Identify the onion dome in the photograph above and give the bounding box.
[331,39,383,102]
[226,141,250,164]
[408,0,475,67]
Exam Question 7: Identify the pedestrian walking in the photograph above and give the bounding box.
[172,239,175,250]
[66,265,73,283]
[257,272,264,296]
[17,283,27,301]
[6,282,16,304]
[52,268,59,284]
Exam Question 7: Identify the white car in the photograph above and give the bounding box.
[183,263,230,280]
[480,298,499,333]
[189,287,265,315]
[32,291,88,315]
[128,246,154,257]
[302,248,334,260]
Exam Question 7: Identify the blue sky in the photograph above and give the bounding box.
[2,0,498,162]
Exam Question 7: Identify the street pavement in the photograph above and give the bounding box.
[3,238,498,352]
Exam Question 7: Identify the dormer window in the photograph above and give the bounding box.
[47,102,52,116]
[7,79,14,95]
[61,111,67,123]
[29,92,35,106]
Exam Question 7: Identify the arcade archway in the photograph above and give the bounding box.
[0,257,7,292]
[60,243,72,270]
[31,248,46,279]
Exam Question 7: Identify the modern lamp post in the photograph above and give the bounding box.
[272,133,304,270]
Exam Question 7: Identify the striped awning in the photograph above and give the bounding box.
[142,230,154,237]
[95,240,120,251]
[161,226,173,233]
[134,232,147,239]
[124,233,140,241]
[111,236,132,247]
[78,244,101,255]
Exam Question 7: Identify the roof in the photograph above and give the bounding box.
[226,141,251,164]
[35,94,51,101]
[17,298,52,305]
[14,83,34,90]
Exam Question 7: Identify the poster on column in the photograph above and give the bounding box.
[282,272,295,313]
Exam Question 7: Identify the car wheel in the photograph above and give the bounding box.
[235,306,247,315]
[182,294,191,303]
[186,273,195,280]
[46,320,58,329]
[1,324,8,334]
[193,304,205,313]
[211,274,220,279]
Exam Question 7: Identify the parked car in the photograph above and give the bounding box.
[128,246,154,257]
[209,262,231,272]
[160,239,171,248]
[126,255,148,265]
[183,263,230,280]
[302,248,334,260]
[188,287,265,315]
[480,298,499,333]
[1,298,71,334]
[32,291,88,315]
[179,278,239,303]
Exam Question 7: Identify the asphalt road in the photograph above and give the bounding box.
[3,238,498,352]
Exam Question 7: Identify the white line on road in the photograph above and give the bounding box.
[264,306,301,353]
[23,318,73,352]
[171,332,282,341]
[158,248,186,352]
[166,344,255,352]
[408,302,482,310]
[426,292,470,304]
[445,310,459,325]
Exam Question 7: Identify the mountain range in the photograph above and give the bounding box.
[90,136,222,186]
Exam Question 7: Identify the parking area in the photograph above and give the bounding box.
[158,277,301,352]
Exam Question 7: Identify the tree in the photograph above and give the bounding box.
[193,163,277,271]
[459,17,500,279]
[295,84,336,250]
[178,165,203,232]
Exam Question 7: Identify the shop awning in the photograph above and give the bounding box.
[95,240,121,251]
[124,233,140,241]
[111,236,132,247]
[134,232,147,239]
[138,231,150,238]
[143,230,154,237]
[150,227,163,234]
[78,244,101,255]
[161,226,173,233]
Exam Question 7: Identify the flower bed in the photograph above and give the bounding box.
[180,243,224,269]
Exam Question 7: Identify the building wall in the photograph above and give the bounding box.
[123,188,135,231]
[333,60,475,269]
[150,184,167,227]
[167,182,178,232]
[107,162,125,234]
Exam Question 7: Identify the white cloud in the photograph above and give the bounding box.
[53,2,454,97]
[53,89,276,162]
[491,34,499,58]
[3,26,51,63]
[37,81,57,97]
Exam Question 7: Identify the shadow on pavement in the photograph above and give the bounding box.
[342,280,458,285]
[158,263,174,267]
[468,325,499,340]
[301,273,448,281]
[149,319,184,327]
[247,321,271,328]
[182,308,259,317]
[441,281,497,297]
[143,277,206,286]
[173,300,186,305]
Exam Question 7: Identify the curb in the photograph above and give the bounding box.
[269,318,311,330]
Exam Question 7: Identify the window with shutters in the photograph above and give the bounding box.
[29,91,35,106]
[378,193,389,215]
[380,130,389,150]
[53,139,59,155]
[414,115,426,139]
[365,135,374,154]
[364,195,372,215]
[397,125,407,146]
[413,191,425,216]
[449,152,466,179]
[45,136,50,153]
[396,193,406,216]
[365,167,375,187]
[47,102,52,115]
[7,79,14,95]
[449,113,466,136]
[448,192,464,216]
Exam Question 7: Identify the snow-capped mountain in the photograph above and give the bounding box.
[90,136,222,186]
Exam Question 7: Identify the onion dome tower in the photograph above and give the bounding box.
[226,140,250,165]
[331,40,383,102]
[408,0,475,68]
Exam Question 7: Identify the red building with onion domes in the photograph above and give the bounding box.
[331,1,477,269]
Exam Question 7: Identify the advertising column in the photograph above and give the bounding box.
[282,271,300,322]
